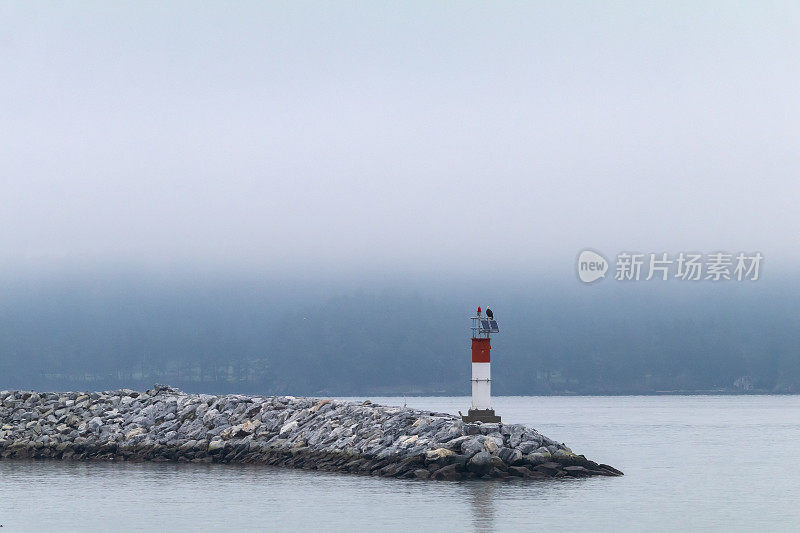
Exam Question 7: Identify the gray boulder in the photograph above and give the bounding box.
[466,451,493,475]
[460,436,486,456]
[498,447,523,465]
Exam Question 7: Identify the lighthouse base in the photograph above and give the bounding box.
[462,408,501,423]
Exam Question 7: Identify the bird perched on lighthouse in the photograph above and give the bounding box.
[485,307,494,319]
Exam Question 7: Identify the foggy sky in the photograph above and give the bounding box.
[2,2,798,280]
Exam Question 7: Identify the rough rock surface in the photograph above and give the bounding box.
[0,385,623,481]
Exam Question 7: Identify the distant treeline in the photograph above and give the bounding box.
[0,274,797,395]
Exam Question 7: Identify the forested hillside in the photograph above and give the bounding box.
[0,274,797,395]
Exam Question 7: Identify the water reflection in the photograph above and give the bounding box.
[463,480,498,531]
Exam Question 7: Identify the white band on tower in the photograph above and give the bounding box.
[471,362,491,410]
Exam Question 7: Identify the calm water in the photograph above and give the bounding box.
[1,395,799,532]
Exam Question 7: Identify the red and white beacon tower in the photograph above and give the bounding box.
[462,306,501,423]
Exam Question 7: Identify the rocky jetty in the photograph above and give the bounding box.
[0,385,622,480]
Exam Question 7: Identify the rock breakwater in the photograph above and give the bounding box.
[0,385,622,480]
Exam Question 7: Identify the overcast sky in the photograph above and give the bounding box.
[1,2,798,280]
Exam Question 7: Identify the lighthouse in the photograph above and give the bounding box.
[462,307,501,423]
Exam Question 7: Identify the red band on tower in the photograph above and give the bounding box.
[471,338,491,363]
